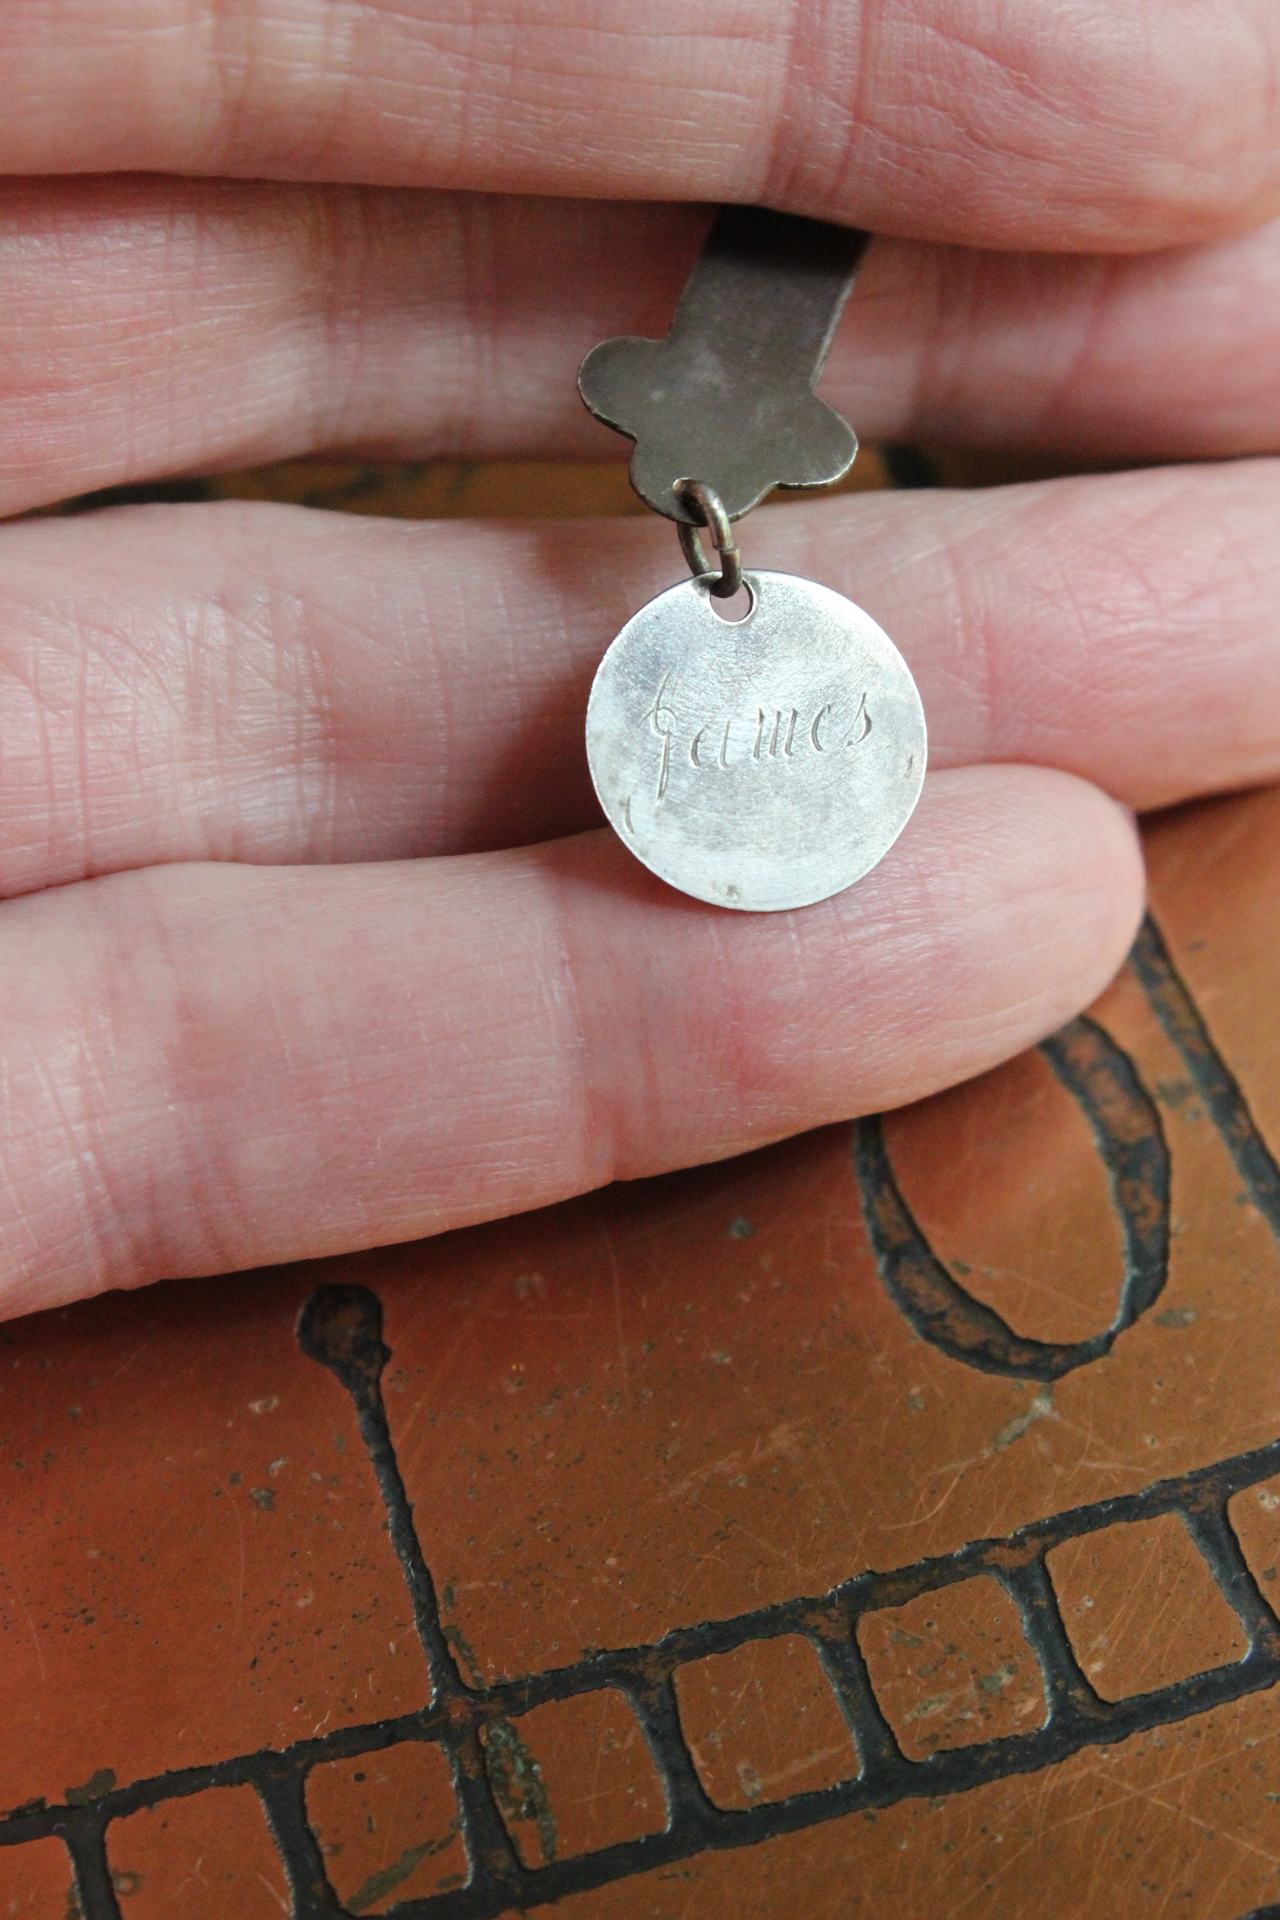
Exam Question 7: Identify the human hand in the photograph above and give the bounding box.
[1,0,1278,1315]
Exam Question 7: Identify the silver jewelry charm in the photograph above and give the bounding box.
[586,563,924,912]
[579,208,926,913]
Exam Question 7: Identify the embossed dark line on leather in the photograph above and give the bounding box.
[297,1285,524,1910]
[996,1558,1112,1736]
[62,1815,121,1920]
[1131,913,1280,1240]
[1039,1017,1170,1326]
[809,1626,905,1776]
[854,1013,1170,1380]
[297,1286,462,1701]
[1180,1502,1280,1657]
[255,1763,343,1920]
[15,1311,1280,1917]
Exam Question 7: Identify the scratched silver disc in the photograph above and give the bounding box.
[586,570,926,911]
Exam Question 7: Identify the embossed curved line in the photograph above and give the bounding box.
[853,1013,1171,1381]
[1131,914,1280,1241]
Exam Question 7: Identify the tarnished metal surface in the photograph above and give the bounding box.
[578,207,868,523]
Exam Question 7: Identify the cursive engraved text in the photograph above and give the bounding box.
[649,682,871,797]
[645,672,677,800]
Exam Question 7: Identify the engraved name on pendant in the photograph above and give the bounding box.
[585,570,927,912]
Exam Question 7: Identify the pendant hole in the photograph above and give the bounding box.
[710,580,754,624]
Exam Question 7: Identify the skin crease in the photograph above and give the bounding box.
[0,465,1275,891]
[0,772,1140,1316]
[0,0,1278,246]
[0,0,1277,1312]
[3,187,1280,513]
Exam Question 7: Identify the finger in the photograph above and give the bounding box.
[2,0,1279,251]
[0,462,1272,893]
[5,182,1280,515]
[0,766,1142,1315]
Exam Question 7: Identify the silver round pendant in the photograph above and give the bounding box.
[585,570,927,912]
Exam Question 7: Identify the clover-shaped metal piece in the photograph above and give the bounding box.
[579,207,869,525]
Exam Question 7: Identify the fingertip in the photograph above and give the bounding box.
[560,763,1147,1170]
[873,765,1146,1087]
